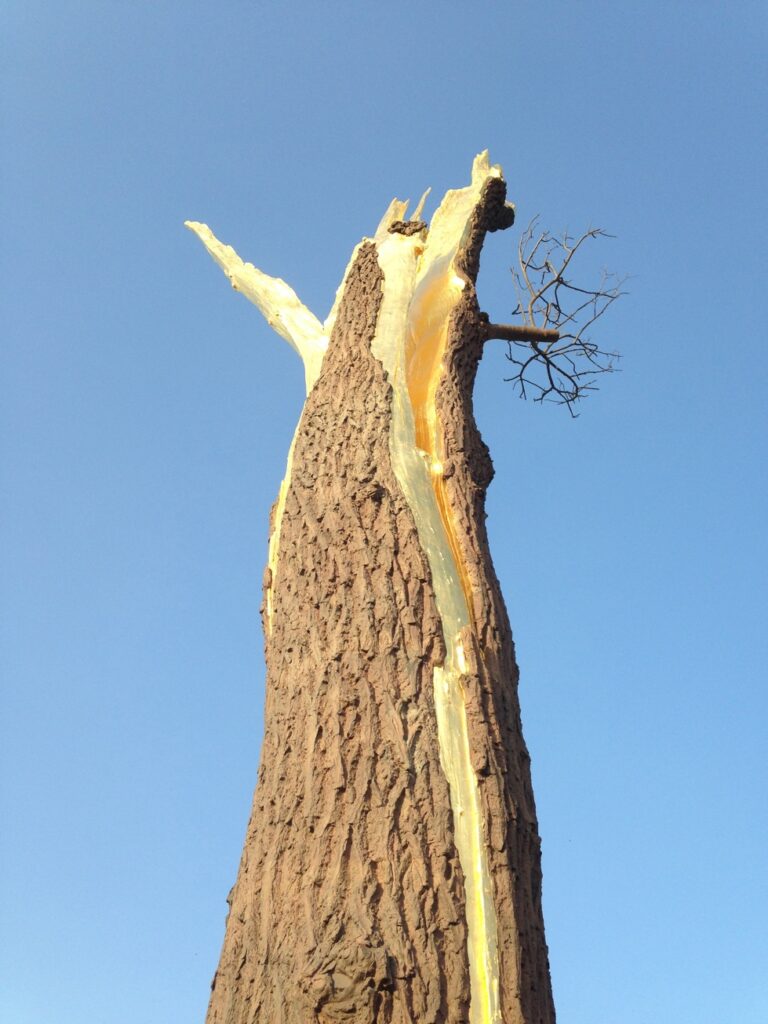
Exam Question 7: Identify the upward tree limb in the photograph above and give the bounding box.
[185,220,328,393]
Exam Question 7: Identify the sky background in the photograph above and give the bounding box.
[2,3,767,1022]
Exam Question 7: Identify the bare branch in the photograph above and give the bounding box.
[484,323,560,344]
[498,219,625,414]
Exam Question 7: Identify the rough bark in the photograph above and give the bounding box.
[207,245,471,1024]
[193,155,556,1024]
[435,179,555,1022]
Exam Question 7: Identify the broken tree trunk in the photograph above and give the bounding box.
[187,152,556,1024]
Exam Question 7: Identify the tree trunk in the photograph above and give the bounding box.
[187,153,556,1024]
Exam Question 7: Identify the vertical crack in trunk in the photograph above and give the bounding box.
[372,154,506,1022]
[264,430,297,632]
[406,263,500,1024]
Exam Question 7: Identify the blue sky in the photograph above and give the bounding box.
[2,3,766,1022]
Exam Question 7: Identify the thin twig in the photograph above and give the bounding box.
[501,218,625,413]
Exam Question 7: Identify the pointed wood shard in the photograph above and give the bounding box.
[185,220,328,393]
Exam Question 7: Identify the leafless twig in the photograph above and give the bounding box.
[485,218,625,415]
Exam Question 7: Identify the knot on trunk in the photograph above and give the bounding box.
[302,940,394,1022]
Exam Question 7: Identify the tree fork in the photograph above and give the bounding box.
[187,152,556,1024]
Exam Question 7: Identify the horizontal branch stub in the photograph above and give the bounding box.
[483,323,561,344]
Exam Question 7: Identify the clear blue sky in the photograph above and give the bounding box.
[2,3,766,1022]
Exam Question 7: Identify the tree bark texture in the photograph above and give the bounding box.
[188,154,556,1024]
